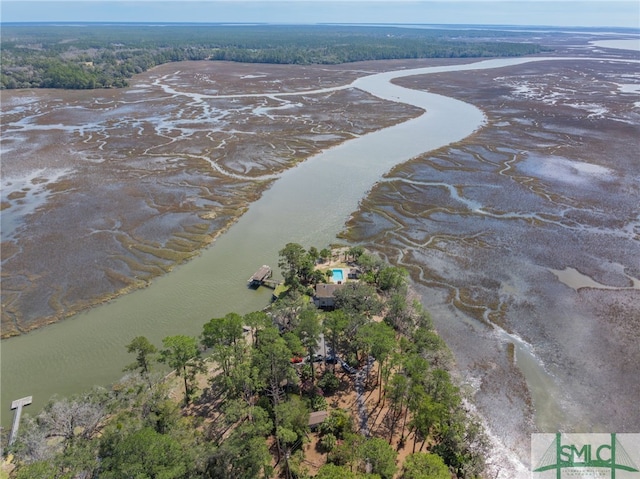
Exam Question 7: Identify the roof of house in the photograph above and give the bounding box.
[315,283,345,299]
[308,410,329,427]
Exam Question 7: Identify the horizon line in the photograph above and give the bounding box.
[2,21,639,30]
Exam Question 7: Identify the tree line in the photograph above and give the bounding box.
[5,244,489,479]
[1,24,547,89]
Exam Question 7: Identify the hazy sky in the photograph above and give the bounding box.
[1,1,639,28]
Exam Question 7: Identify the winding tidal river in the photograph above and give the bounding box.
[2,54,638,474]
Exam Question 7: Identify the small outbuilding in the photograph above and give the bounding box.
[308,410,329,430]
[348,267,362,279]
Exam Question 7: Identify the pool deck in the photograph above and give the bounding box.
[331,268,345,283]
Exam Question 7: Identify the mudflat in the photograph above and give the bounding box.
[342,40,640,466]
[1,60,427,336]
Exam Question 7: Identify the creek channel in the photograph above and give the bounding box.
[1,57,569,430]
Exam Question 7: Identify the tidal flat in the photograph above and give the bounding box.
[341,43,640,467]
[1,60,426,336]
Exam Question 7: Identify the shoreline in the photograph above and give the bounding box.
[1,204,243,339]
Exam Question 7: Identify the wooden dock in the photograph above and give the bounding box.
[261,278,281,289]
[248,265,274,288]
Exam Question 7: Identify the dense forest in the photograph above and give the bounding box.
[0,24,547,89]
[4,245,489,479]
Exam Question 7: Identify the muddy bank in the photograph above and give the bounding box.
[341,51,640,469]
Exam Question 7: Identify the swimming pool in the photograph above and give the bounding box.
[332,269,344,282]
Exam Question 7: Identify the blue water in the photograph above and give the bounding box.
[332,269,344,281]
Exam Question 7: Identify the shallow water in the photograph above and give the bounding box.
[549,266,640,291]
[591,39,640,52]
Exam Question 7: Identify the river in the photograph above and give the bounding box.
[0,56,634,469]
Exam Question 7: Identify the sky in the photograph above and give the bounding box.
[1,1,639,28]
